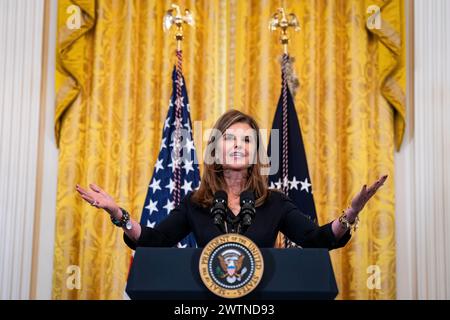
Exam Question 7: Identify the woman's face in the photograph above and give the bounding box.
[217,122,257,170]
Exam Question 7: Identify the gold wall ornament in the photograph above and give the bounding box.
[269,8,300,54]
[163,4,194,51]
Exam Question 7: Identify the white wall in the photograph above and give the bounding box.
[395,0,450,300]
[0,0,46,299]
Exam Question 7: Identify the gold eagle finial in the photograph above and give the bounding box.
[269,8,300,54]
[163,4,194,50]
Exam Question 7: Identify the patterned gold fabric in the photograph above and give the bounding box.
[54,0,405,299]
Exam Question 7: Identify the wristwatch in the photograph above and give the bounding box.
[111,208,133,230]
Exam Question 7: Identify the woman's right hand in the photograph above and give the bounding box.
[75,183,122,220]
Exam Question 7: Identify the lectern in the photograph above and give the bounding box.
[126,247,338,300]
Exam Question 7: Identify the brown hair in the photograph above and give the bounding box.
[191,109,270,208]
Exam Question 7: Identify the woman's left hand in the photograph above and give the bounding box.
[347,175,388,219]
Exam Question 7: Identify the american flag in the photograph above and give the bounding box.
[139,66,200,248]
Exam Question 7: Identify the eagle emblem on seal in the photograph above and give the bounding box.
[217,249,248,284]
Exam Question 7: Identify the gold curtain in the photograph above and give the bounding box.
[54,0,405,299]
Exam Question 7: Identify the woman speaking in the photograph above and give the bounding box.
[75,110,387,250]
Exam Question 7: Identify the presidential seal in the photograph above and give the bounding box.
[199,234,264,299]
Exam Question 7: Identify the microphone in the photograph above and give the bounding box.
[239,191,256,233]
[211,190,228,233]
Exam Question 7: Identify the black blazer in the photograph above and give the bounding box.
[124,190,351,250]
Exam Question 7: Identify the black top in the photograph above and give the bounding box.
[124,191,351,250]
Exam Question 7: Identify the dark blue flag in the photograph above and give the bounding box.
[268,75,317,224]
[140,66,200,248]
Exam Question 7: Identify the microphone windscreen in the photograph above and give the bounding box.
[214,190,228,202]
[240,190,255,203]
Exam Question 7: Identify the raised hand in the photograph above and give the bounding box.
[350,175,388,215]
[75,183,120,218]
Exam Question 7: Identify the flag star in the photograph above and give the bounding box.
[154,158,164,173]
[177,243,188,248]
[164,118,171,130]
[184,138,195,153]
[163,199,175,215]
[289,176,301,190]
[149,179,162,193]
[145,199,158,215]
[165,179,176,193]
[181,180,193,195]
[160,137,167,151]
[183,159,194,174]
[147,220,156,228]
[269,181,276,189]
[300,177,312,193]
[186,103,190,112]
[274,178,282,190]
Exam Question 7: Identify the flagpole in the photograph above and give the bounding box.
[269,8,300,192]
[269,8,301,248]
[163,4,194,206]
